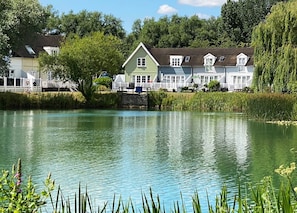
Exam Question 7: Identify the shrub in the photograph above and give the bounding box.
[94,77,113,89]
[207,80,220,92]
[0,159,54,212]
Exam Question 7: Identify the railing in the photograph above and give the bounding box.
[113,81,253,92]
[0,77,42,92]
[112,82,193,92]
[0,77,77,93]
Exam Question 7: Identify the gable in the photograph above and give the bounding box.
[122,42,159,68]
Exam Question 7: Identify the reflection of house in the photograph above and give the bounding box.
[115,42,254,92]
[1,34,74,92]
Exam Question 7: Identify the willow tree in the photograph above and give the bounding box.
[252,0,297,92]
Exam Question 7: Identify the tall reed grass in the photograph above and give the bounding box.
[46,174,297,213]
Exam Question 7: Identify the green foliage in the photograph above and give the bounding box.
[148,91,168,109]
[94,77,113,89]
[0,0,47,74]
[252,0,297,92]
[221,0,282,45]
[246,93,297,121]
[39,32,124,103]
[0,159,54,212]
[207,80,221,92]
[46,10,126,39]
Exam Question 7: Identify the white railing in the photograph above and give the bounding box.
[0,77,42,92]
[112,82,194,92]
[0,77,77,92]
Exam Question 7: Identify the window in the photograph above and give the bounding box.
[137,57,146,67]
[236,53,249,72]
[134,75,151,84]
[204,54,216,72]
[163,75,185,83]
[170,56,183,67]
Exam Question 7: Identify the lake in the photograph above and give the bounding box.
[1,110,297,212]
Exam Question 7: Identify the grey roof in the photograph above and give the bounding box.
[13,34,63,58]
[147,46,254,66]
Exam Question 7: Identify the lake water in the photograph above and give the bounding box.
[1,110,297,212]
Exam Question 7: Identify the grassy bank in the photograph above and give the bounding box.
[149,91,297,121]
[0,92,121,110]
[1,91,297,121]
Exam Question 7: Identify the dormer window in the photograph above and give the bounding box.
[237,53,249,72]
[137,57,146,67]
[43,46,59,56]
[170,55,183,67]
[204,53,216,72]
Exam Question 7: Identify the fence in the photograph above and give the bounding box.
[0,77,42,92]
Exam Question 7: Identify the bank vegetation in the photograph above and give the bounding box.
[1,91,297,122]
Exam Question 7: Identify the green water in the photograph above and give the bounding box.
[0,110,297,211]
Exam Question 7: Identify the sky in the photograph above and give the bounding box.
[38,0,226,33]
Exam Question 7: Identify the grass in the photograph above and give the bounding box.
[47,174,297,213]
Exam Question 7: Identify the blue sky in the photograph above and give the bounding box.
[39,0,226,33]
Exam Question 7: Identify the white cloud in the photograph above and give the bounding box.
[178,0,226,7]
[157,4,178,14]
[196,13,211,19]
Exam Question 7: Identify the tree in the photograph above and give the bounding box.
[252,0,297,92]
[39,32,124,103]
[49,10,126,39]
[0,0,48,75]
[221,0,284,46]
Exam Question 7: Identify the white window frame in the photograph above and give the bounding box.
[170,56,183,67]
[204,53,216,73]
[137,57,146,67]
[163,75,185,84]
[134,75,151,84]
[236,53,249,72]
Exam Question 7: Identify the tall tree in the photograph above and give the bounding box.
[221,0,284,46]
[0,0,47,75]
[54,10,126,39]
[39,32,124,102]
[252,0,297,92]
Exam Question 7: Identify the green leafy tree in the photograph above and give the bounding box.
[221,0,284,46]
[39,32,124,103]
[48,10,126,39]
[0,0,47,75]
[252,0,297,92]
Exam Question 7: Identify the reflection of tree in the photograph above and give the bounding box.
[248,121,297,184]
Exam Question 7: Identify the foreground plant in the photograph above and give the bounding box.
[0,159,55,212]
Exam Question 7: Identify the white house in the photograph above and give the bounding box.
[115,42,254,92]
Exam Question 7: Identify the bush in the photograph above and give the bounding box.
[94,77,112,89]
[0,159,54,212]
[207,80,220,92]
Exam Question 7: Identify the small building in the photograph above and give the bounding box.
[115,42,254,92]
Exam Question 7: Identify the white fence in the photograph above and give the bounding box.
[0,77,42,92]
[0,77,77,92]
[113,82,251,92]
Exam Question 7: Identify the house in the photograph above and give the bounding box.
[0,34,73,92]
[115,42,254,92]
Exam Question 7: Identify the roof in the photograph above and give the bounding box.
[122,42,254,67]
[122,42,159,68]
[13,34,64,58]
[148,47,254,66]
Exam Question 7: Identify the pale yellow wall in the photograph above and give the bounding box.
[22,58,39,72]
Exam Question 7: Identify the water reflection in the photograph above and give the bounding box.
[0,110,297,211]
